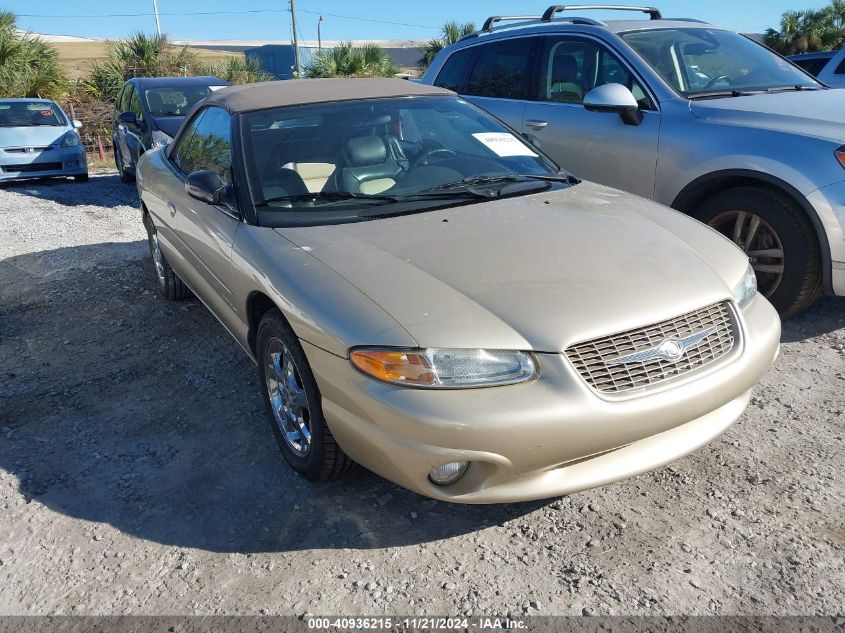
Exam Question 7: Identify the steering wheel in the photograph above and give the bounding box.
[703,75,732,89]
[416,147,458,166]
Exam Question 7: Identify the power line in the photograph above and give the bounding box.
[15,7,438,29]
[297,8,436,29]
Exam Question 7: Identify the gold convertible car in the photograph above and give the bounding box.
[136,79,780,503]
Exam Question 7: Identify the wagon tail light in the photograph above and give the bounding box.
[836,147,845,170]
[350,348,537,389]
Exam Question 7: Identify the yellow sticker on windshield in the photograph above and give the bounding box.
[472,132,538,158]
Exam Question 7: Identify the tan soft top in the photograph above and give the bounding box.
[204,78,453,113]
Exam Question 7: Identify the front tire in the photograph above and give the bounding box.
[115,147,134,183]
[256,308,355,482]
[145,218,189,300]
[694,186,822,317]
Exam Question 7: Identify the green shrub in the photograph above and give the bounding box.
[0,11,67,99]
[305,41,399,78]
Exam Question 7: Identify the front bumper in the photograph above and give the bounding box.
[304,296,781,503]
[0,145,87,181]
[806,180,845,295]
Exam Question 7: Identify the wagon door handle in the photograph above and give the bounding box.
[526,119,549,128]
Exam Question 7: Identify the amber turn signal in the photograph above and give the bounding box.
[350,349,437,386]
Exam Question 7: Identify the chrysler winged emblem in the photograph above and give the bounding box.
[608,327,718,366]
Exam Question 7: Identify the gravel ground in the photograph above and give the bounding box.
[0,174,843,618]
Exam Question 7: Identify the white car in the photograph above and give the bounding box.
[788,50,845,88]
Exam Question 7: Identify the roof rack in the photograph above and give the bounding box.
[541,5,663,21]
[470,4,663,41]
[470,13,607,39]
[481,15,543,32]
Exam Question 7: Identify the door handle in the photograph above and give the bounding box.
[526,119,549,128]
[167,202,177,216]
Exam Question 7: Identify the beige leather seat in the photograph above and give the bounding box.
[281,162,336,193]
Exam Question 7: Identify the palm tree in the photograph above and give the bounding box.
[0,11,67,99]
[83,32,201,100]
[418,21,476,70]
[305,41,399,78]
[204,56,274,84]
[765,10,804,53]
[766,3,845,54]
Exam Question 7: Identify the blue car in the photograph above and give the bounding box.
[0,98,88,183]
[112,76,228,183]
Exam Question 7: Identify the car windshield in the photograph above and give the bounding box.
[621,28,821,97]
[241,95,566,225]
[0,101,65,127]
[145,86,223,117]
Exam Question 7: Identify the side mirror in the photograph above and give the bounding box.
[72,119,82,129]
[185,170,236,212]
[118,111,137,125]
[583,83,643,126]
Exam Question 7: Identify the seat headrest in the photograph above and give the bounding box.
[146,92,164,113]
[344,136,387,167]
[552,54,578,80]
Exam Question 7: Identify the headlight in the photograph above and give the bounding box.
[60,131,80,147]
[151,130,173,148]
[732,263,757,310]
[350,348,537,388]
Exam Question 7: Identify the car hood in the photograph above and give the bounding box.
[689,89,845,142]
[150,116,184,138]
[278,182,747,352]
[0,125,68,148]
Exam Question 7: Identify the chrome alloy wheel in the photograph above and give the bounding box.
[264,337,312,457]
[147,226,166,287]
[707,210,785,298]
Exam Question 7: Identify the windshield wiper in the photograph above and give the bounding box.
[255,191,400,207]
[765,85,822,93]
[423,173,573,193]
[688,89,759,100]
[256,173,573,213]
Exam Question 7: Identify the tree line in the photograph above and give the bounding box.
[765,0,845,54]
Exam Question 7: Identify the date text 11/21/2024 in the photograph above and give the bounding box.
[306,616,527,630]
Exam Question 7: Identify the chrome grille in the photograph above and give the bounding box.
[566,301,737,395]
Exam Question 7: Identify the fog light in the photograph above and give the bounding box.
[428,461,469,485]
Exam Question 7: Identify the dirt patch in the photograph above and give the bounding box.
[0,175,843,616]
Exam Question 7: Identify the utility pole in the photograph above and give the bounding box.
[290,0,301,77]
[317,15,324,51]
[152,0,161,36]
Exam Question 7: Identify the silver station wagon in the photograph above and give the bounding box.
[136,79,780,503]
[422,4,845,317]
